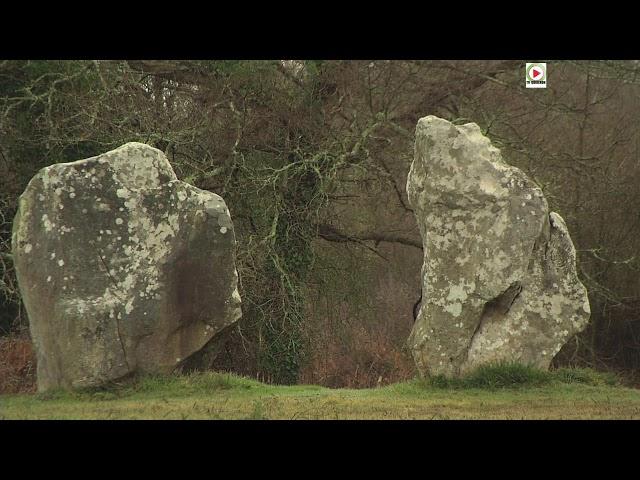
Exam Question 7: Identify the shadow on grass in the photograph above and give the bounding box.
[34,371,264,402]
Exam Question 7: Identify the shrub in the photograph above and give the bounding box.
[0,333,36,394]
[424,362,622,390]
[426,362,552,389]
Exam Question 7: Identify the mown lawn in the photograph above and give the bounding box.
[1,365,639,420]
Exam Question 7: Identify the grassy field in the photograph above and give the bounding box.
[1,364,639,419]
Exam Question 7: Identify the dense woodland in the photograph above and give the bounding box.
[1,60,640,392]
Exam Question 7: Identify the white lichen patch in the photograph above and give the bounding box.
[124,298,135,315]
[478,174,507,197]
[116,188,130,199]
[443,302,463,318]
[547,293,567,317]
[42,214,54,232]
[446,279,476,304]
[232,287,241,303]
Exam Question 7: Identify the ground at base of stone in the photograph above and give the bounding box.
[1,370,639,420]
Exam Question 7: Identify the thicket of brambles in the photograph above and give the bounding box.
[2,60,640,391]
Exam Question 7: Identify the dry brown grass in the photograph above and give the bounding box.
[0,333,36,394]
[300,323,415,388]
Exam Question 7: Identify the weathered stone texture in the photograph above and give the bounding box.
[407,116,590,377]
[12,143,242,391]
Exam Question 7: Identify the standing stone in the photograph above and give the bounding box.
[12,143,242,391]
[406,116,590,377]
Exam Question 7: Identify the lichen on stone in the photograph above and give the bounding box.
[12,142,243,391]
[407,116,590,377]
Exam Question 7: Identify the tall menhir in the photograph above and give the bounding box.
[406,116,590,377]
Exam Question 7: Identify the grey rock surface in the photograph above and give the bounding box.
[12,143,242,391]
[407,116,590,377]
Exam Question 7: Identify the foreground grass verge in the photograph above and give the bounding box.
[1,364,639,419]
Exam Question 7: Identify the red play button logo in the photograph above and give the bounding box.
[526,63,547,88]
